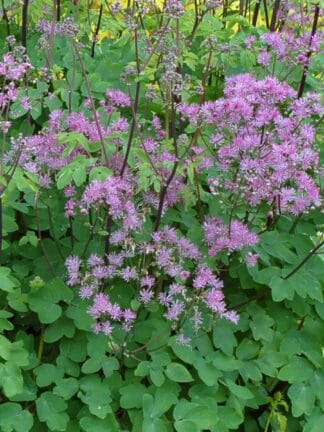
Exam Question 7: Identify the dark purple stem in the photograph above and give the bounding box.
[91,3,103,58]
[270,0,280,31]
[21,0,29,50]
[252,0,261,26]
[283,240,323,280]
[297,5,319,99]
[57,0,61,21]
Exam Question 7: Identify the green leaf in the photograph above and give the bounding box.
[239,361,262,381]
[175,420,199,432]
[0,335,11,360]
[72,165,86,186]
[135,361,150,377]
[0,403,33,432]
[34,364,64,387]
[44,316,76,343]
[79,415,117,432]
[102,357,119,377]
[169,336,199,365]
[60,332,88,362]
[79,376,112,418]
[225,379,254,400]
[89,167,113,181]
[310,370,324,408]
[236,339,260,360]
[81,358,102,374]
[53,378,79,400]
[212,352,242,371]
[120,383,147,409]
[278,357,313,383]
[217,405,244,429]
[0,362,24,397]
[288,383,315,417]
[56,168,73,190]
[36,392,69,431]
[165,363,193,383]
[28,295,62,324]
[66,301,94,331]
[28,279,72,324]
[148,383,179,418]
[193,358,220,386]
[0,267,18,292]
[303,413,324,432]
[247,304,274,342]
[150,368,165,387]
[56,355,80,378]
[86,333,108,358]
[0,310,14,331]
[213,319,237,355]
[174,400,218,429]
[269,276,295,301]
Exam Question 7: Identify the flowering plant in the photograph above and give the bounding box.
[0,1,323,431]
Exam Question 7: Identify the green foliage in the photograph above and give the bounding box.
[0,1,323,431]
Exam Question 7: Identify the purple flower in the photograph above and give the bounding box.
[92,266,110,279]
[102,321,114,335]
[164,300,184,321]
[246,253,259,267]
[106,89,131,107]
[139,288,154,304]
[89,293,111,318]
[65,255,81,285]
[222,310,240,324]
[193,265,223,290]
[88,254,104,267]
[205,289,226,314]
[257,51,271,67]
[140,275,155,288]
[123,309,136,322]
[176,334,191,345]
[79,284,96,299]
[106,303,122,321]
[21,96,32,110]
[120,267,138,281]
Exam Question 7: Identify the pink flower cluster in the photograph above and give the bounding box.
[65,223,240,337]
[203,218,259,256]
[0,45,32,132]
[67,111,129,141]
[13,102,129,188]
[37,17,79,38]
[81,176,141,230]
[179,74,321,215]
[257,31,322,68]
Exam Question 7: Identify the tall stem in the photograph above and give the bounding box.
[1,0,11,42]
[252,0,260,26]
[297,5,320,99]
[91,3,103,58]
[120,27,141,177]
[21,0,29,50]
[0,196,2,259]
[73,41,109,166]
[57,0,61,21]
[270,0,280,31]
[283,239,323,280]
[154,92,178,232]
[263,0,269,29]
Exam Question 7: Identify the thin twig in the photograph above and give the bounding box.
[283,239,323,280]
[21,0,29,50]
[35,193,56,277]
[72,40,109,166]
[91,3,103,58]
[297,5,320,99]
